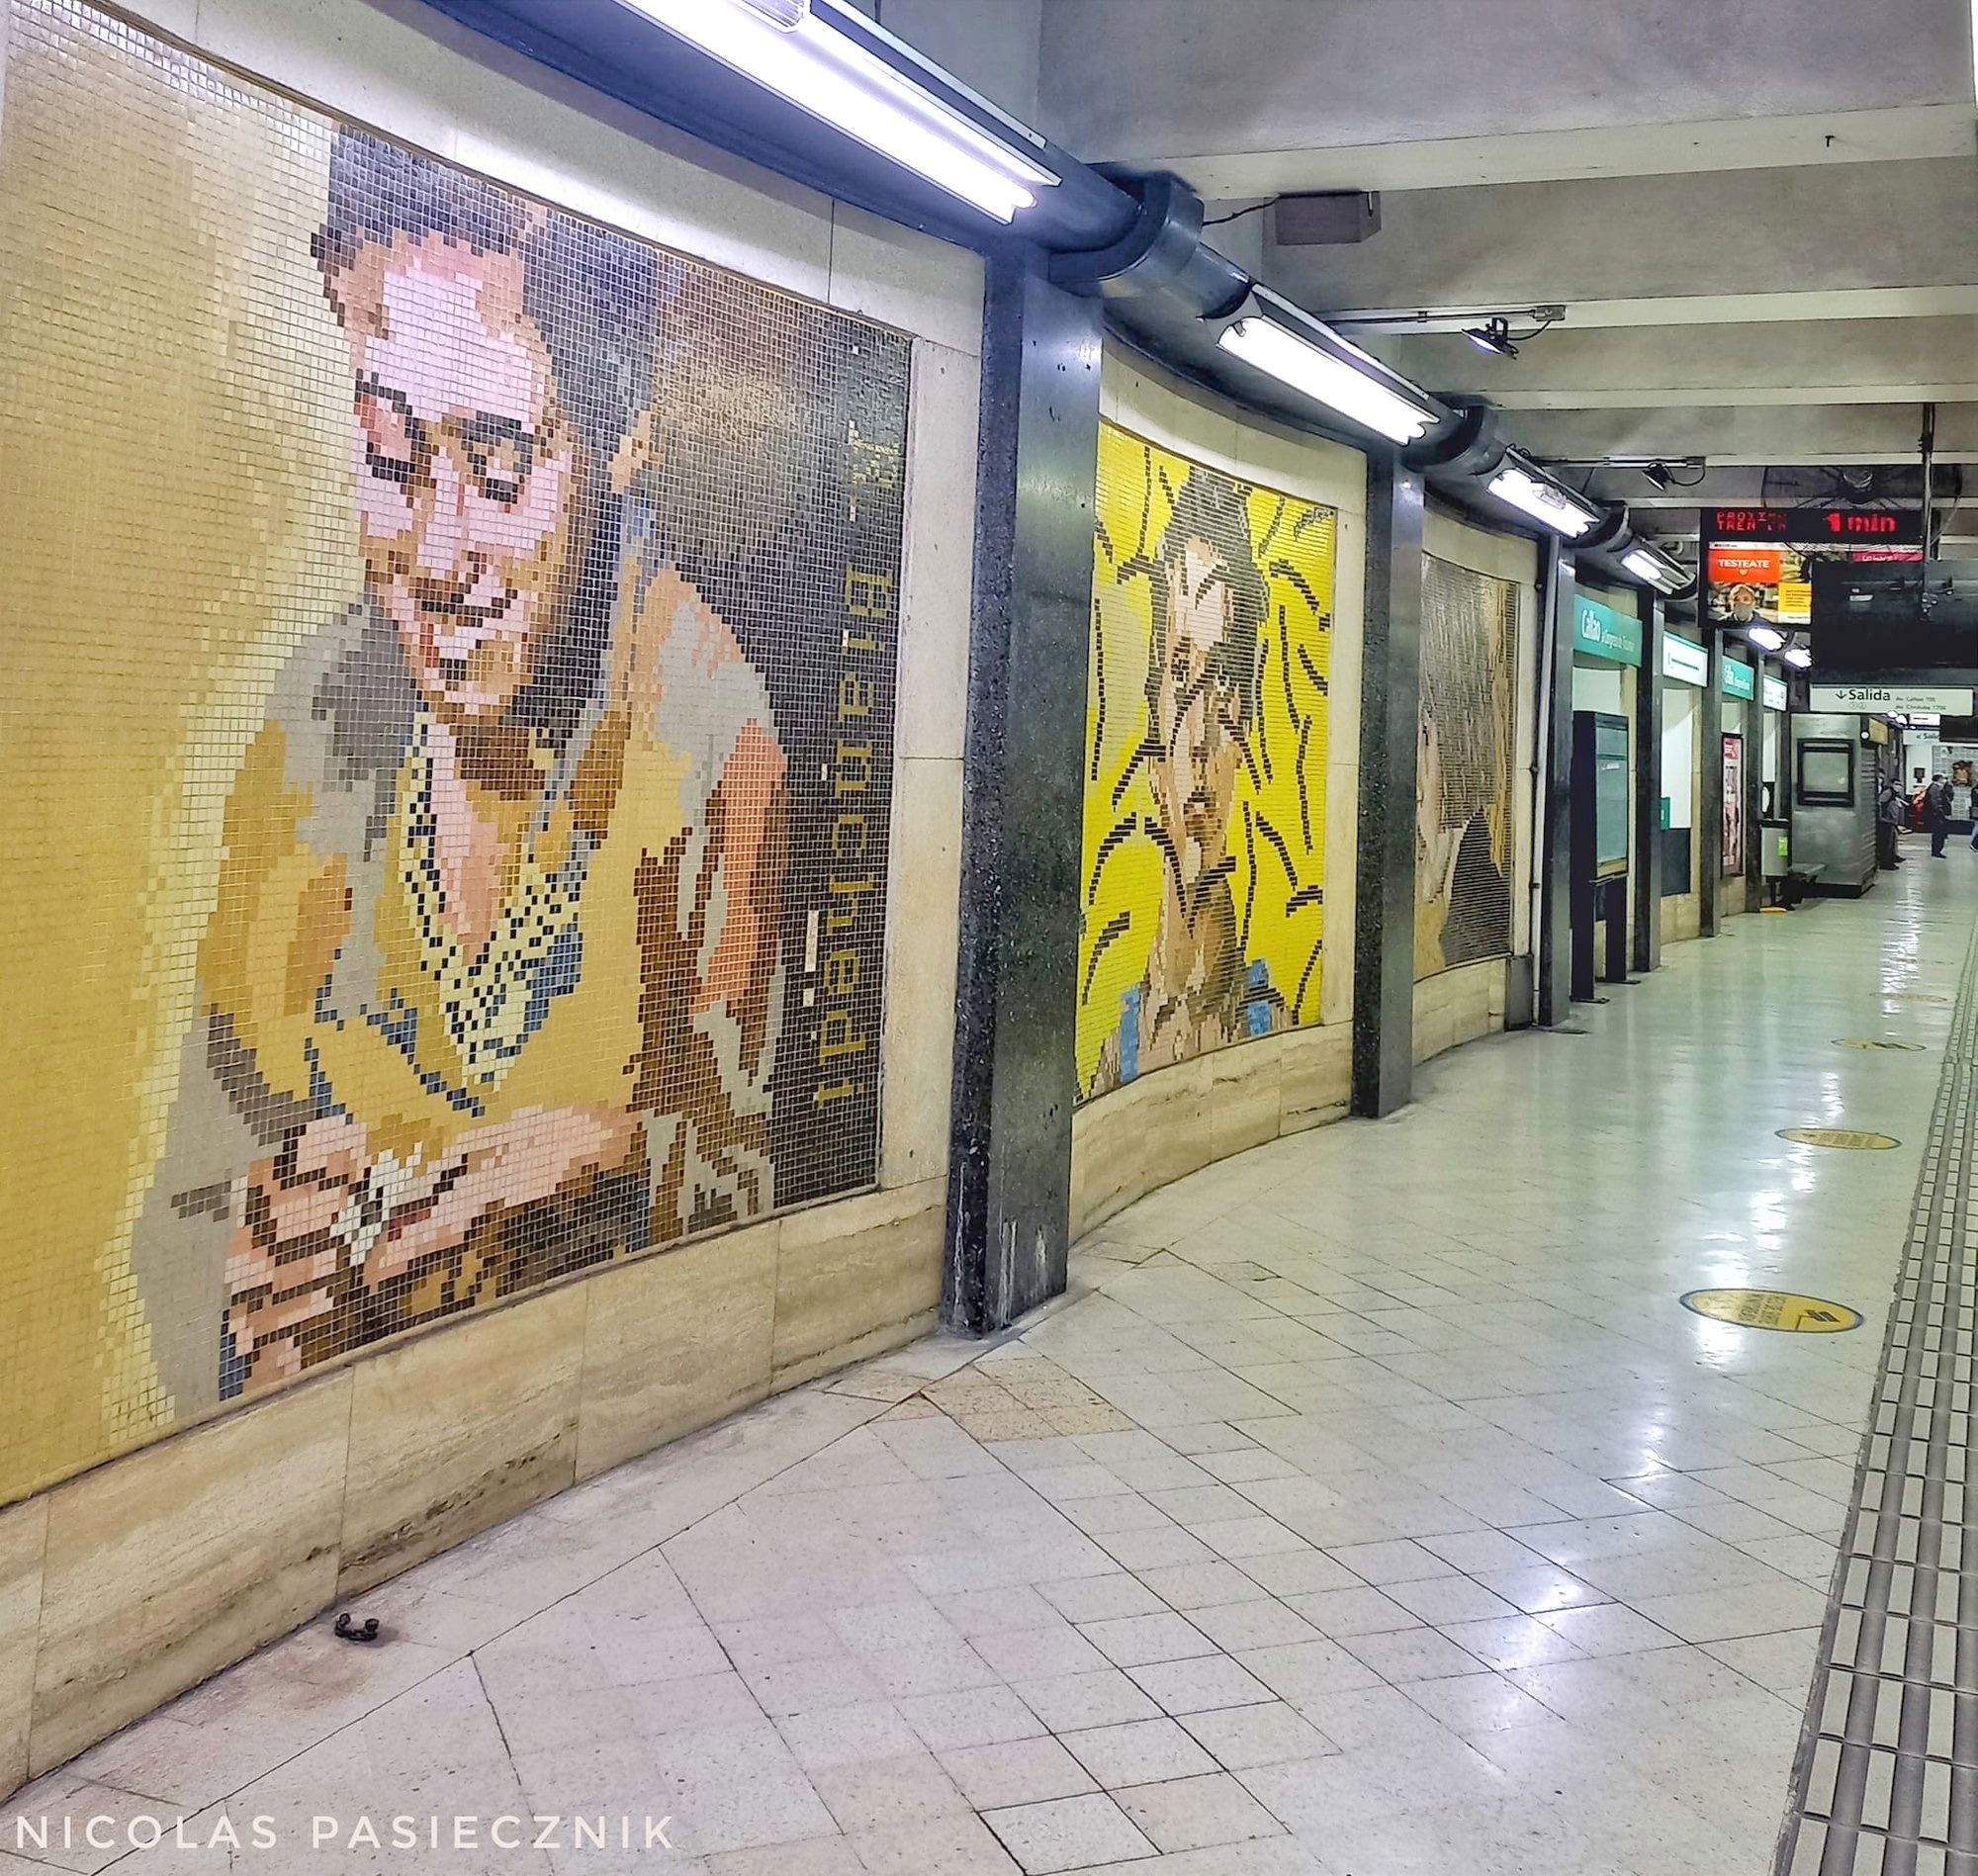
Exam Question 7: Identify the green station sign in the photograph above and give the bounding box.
[1721,657,1755,700]
[1572,593,1643,668]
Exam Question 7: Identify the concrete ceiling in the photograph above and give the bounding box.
[1016,0,1978,520]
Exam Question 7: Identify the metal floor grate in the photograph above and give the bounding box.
[1778,931,1978,1876]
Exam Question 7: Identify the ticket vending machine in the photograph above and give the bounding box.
[1571,712,1631,1000]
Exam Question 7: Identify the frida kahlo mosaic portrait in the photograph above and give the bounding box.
[0,0,909,1490]
[1075,423,1335,1103]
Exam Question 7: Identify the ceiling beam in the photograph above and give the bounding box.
[1327,286,1978,332]
[1154,106,1975,198]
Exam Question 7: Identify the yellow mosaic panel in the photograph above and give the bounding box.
[0,0,910,1503]
[1075,422,1335,1103]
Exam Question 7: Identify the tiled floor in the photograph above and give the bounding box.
[10,859,1974,1876]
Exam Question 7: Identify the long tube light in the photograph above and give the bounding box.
[1621,543,1686,593]
[620,0,1059,221]
[1487,463,1601,538]
[1216,316,1437,444]
[1746,624,1786,652]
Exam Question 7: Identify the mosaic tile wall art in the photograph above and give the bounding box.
[1416,554,1518,978]
[0,0,910,1500]
[1075,422,1335,1103]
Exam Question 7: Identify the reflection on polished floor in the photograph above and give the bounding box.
[14,863,1974,1876]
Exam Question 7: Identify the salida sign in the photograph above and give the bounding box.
[1808,684,1976,714]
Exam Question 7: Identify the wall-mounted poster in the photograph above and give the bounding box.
[1723,734,1747,874]
[1075,423,1335,1103]
[1417,557,1518,977]
[0,0,910,1498]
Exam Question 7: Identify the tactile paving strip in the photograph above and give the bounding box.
[1777,938,1978,1876]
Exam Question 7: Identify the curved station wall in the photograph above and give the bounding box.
[0,0,1749,1797]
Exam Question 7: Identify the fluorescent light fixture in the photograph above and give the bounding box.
[1783,644,1812,669]
[622,0,1059,221]
[1486,464,1599,538]
[1216,316,1436,443]
[1746,624,1786,652]
[1622,544,1686,592]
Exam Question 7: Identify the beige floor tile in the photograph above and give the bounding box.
[848,1814,1020,1875]
[1700,1627,1823,1694]
[1061,1716,1219,1789]
[1280,1585,1421,1639]
[708,1839,858,1876]
[1338,1626,1487,1684]
[1182,1600,1322,1653]
[1135,1562,1272,1612]
[1078,1612,1216,1668]
[1628,1579,1828,1646]
[1115,1770,1286,1852]
[1006,1670,1162,1734]
[1235,1640,1383,1703]
[1125,1653,1275,1717]
[938,1737,1096,1810]
[897,1686,1044,1753]
[1535,1603,1683,1657]
[1177,1700,1338,1772]
[982,1792,1154,1873]
[810,1750,968,1833]
[1035,1574,1166,1624]
[1319,1540,1459,1586]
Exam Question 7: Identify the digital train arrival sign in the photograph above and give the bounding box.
[1708,507,1922,545]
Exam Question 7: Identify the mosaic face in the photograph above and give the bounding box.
[1076,424,1334,1103]
[0,0,908,1494]
[1416,556,1517,978]
[335,232,579,724]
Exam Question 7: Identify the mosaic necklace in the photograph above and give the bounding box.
[397,715,590,1088]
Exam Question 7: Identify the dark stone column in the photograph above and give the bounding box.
[1632,590,1664,974]
[1535,542,1576,1026]
[943,252,1102,1336]
[1351,459,1424,1117]
[1699,634,1726,936]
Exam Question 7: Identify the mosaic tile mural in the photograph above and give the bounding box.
[1076,423,1335,1103]
[1416,555,1518,977]
[0,0,909,1500]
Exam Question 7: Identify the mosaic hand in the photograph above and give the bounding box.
[366,1106,638,1285]
[224,1115,371,1391]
